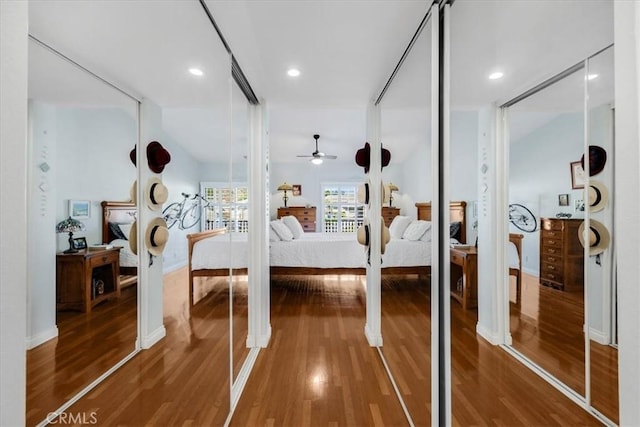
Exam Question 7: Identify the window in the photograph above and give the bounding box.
[321,183,364,233]
[200,182,249,232]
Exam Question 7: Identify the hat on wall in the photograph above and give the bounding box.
[357,218,370,247]
[580,145,607,176]
[355,142,391,173]
[578,219,610,256]
[130,180,137,205]
[145,177,169,211]
[145,217,169,256]
[129,141,172,173]
[587,180,608,213]
[357,180,389,207]
[129,220,138,255]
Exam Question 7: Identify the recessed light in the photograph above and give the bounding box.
[189,68,204,77]
[489,71,504,80]
[587,73,599,80]
[287,68,301,77]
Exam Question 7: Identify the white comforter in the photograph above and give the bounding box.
[191,232,432,270]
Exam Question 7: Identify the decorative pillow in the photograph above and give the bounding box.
[270,220,293,241]
[281,215,304,239]
[389,215,412,239]
[109,222,128,240]
[450,221,462,238]
[403,220,432,241]
[269,227,281,242]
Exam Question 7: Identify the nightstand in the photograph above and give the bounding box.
[450,246,478,310]
[56,248,121,313]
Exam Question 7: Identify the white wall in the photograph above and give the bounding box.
[0,1,28,424]
[613,2,640,424]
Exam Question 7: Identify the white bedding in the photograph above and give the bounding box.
[508,241,520,269]
[111,239,138,268]
[191,232,432,270]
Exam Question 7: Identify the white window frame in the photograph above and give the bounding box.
[320,182,364,233]
[200,181,249,232]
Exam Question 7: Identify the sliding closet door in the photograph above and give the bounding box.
[378,12,435,427]
[25,36,139,426]
[585,45,618,424]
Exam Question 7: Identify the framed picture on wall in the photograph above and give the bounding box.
[570,161,585,189]
[292,185,302,196]
[558,194,569,206]
[69,200,90,219]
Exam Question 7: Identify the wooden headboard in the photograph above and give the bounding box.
[415,201,467,243]
[101,201,137,244]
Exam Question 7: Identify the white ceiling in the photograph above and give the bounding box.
[27,0,614,164]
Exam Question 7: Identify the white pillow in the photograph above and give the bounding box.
[420,226,432,242]
[269,227,281,242]
[270,220,293,241]
[120,223,133,240]
[403,220,432,241]
[389,215,412,239]
[281,215,304,239]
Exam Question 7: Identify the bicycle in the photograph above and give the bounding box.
[163,192,208,230]
[509,203,537,232]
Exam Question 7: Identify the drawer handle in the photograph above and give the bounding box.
[102,256,107,263]
[548,265,555,270]
[548,257,556,262]
[548,274,555,279]
[548,240,555,245]
[548,249,556,254]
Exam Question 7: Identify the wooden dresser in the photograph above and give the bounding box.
[382,207,400,227]
[277,206,316,232]
[539,218,584,291]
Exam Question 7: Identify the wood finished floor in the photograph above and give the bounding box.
[54,269,609,426]
[26,287,137,426]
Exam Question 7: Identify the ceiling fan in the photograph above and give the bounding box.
[296,134,337,164]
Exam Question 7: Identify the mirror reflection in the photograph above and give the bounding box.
[507,67,586,395]
[586,45,618,423]
[26,39,139,425]
[379,15,433,426]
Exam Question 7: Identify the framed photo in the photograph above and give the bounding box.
[69,200,90,219]
[570,161,585,189]
[575,199,585,212]
[292,184,302,197]
[72,237,87,250]
[558,194,569,206]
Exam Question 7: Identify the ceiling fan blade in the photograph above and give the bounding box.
[296,155,313,158]
[324,155,337,160]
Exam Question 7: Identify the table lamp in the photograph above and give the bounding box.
[277,182,293,207]
[388,183,399,207]
[56,217,86,253]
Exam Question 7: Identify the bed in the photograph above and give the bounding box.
[101,201,138,289]
[187,202,468,305]
[508,233,523,301]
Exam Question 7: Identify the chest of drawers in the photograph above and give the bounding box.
[539,218,584,291]
[382,207,400,227]
[277,206,316,232]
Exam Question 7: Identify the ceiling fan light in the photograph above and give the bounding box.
[311,158,323,165]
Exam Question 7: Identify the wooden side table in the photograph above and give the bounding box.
[450,246,478,310]
[56,248,121,313]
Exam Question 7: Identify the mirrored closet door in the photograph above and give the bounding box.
[379,11,434,426]
[26,38,139,425]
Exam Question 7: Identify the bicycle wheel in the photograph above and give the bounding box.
[163,202,182,229]
[509,203,537,232]
[181,203,202,230]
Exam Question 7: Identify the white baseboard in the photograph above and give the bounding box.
[26,326,58,349]
[162,260,187,274]
[245,325,271,348]
[476,323,502,345]
[589,327,609,345]
[141,325,166,349]
[364,324,383,347]
[522,267,538,277]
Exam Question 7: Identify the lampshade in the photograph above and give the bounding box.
[277,182,293,191]
[388,183,399,192]
[56,217,86,233]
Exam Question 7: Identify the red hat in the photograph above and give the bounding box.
[580,145,607,176]
[129,141,172,173]
[355,142,391,173]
